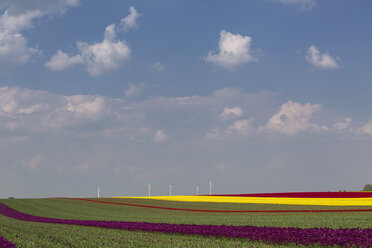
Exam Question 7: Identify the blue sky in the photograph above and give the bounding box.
[1,0,372,198]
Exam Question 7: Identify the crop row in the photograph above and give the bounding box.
[0,236,16,248]
[1,202,372,247]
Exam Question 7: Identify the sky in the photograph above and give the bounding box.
[1,0,372,198]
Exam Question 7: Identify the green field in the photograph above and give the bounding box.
[1,198,372,247]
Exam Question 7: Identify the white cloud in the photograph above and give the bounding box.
[362,120,372,135]
[104,23,116,41]
[120,6,141,31]
[124,82,145,98]
[0,10,42,68]
[0,0,80,15]
[46,23,131,76]
[44,50,83,71]
[78,39,130,76]
[0,1,79,69]
[65,95,104,117]
[0,86,357,142]
[227,119,253,135]
[65,0,79,7]
[0,10,41,32]
[204,127,224,140]
[260,100,322,135]
[153,130,168,143]
[17,103,48,114]
[332,118,352,131]
[271,0,316,9]
[148,61,165,72]
[219,107,243,120]
[204,30,258,70]
[45,95,105,128]
[306,45,340,70]
[205,119,253,140]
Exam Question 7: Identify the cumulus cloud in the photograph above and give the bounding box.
[153,130,168,143]
[205,119,253,140]
[0,0,79,69]
[46,23,131,76]
[77,32,131,76]
[260,100,323,135]
[120,6,141,31]
[148,61,165,72]
[124,82,145,98]
[306,45,340,70]
[204,30,258,70]
[0,86,109,131]
[227,119,253,135]
[271,0,316,9]
[17,103,48,114]
[0,10,42,68]
[362,120,372,135]
[219,107,243,120]
[44,50,83,70]
[44,95,105,128]
[332,118,352,131]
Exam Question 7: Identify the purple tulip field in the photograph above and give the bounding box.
[0,236,16,248]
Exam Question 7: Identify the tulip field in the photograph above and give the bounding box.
[1,192,372,247]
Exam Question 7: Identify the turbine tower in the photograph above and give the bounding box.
[169,184,172,196]
[196,185,199,196]
[97,185,100,199]
[209,180,212,196]
[148,183,151,197]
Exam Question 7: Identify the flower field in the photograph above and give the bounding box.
[68,197,372,213]
[1,201,372,247]
[1,193,372,247]
[117,192,372,206]
[0,236,16,248]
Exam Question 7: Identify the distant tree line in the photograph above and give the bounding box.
[363,184,372,191]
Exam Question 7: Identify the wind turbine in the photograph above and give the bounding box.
[196,185,199,196]
[97,185,100,199]
[169,184,172,196]
[209,180,212,196]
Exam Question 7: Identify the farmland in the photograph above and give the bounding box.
[1,195,372,247]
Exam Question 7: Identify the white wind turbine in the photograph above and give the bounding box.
[209,180,212,196]
[148,182,151,197]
